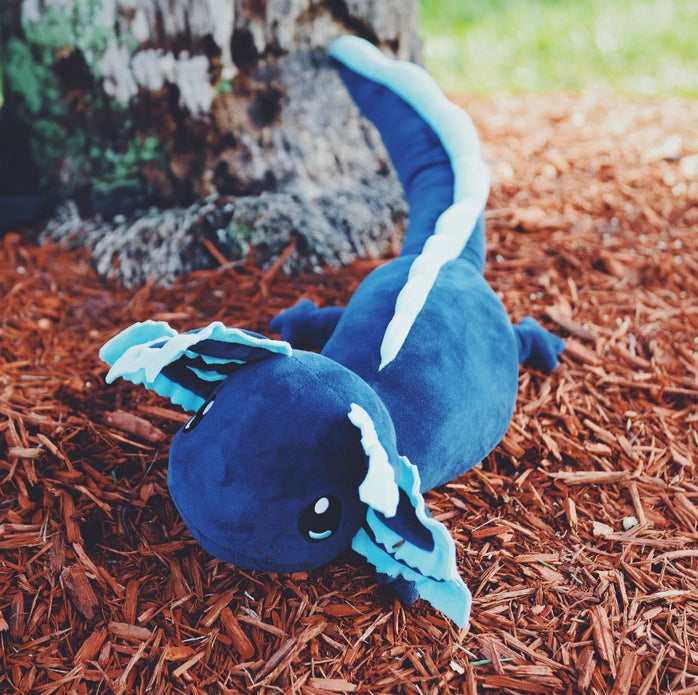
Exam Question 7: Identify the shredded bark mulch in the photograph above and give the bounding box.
[1,91,697,694]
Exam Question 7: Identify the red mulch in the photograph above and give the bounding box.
[1,91,698,694]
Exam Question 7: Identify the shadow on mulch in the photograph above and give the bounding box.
[1,91,698,694]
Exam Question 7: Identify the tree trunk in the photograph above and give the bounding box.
[1,0,420,285]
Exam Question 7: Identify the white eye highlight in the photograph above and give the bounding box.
[314,497,330,515]
[308,529,333,540]
[184,394,217,432]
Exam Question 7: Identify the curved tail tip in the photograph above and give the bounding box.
[329,35,387,68]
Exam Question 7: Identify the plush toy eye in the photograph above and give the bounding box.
[299,495,343,542]
[184,394,216,432]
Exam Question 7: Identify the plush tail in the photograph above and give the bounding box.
[330,35,488,271]
[330,36,490,369]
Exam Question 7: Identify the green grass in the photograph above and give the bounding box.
[420,0,698,95]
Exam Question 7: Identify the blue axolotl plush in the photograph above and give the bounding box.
[100,36,564,627]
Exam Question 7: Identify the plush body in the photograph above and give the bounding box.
[101,37,564,627]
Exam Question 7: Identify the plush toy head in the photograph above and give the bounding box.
[100,319,472,626]
[168,348,401,573]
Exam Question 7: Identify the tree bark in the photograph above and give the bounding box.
[1,0,420,285]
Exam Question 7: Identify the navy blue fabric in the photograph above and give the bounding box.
[514,317,566,371]
[270,258,523,494]
[323,257,520,491]
[152,336,286,402]
[188,337,280,361]
[374,488,435,552]
[376,572,420,604]
[104,38,565,620]
[334,63,487,270]
[269,299,344,351]
[160,355,240,401]
[335,63,455,258]
[168,350,395,572]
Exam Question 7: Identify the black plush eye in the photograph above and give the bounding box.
[184,394,216,432]
[299,495,343,542]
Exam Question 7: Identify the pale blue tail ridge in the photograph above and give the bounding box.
[330,38,487,271]
[100,36,565,630]
[329,36,491,369]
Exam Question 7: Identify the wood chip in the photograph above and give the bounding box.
[562,338,602,365]
[103,409,167,443]
[610,651,638,695]
[9,592,25,641]
[306,678,358,692]
[108,622,154,642]
[576,646,596,691]
[8,446,43,459]
[74,627,108,664]
[545,307,596,341]
[590,604,617,676]
[61,565,99,622]
[220,607,256,660]
[551,470,632,485]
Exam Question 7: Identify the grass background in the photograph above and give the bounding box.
[2,2,694,108]
[419,0,698,95]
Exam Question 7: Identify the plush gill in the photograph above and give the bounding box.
[330,36,490,370]
[352,454,472,628]
[348,403,400,517]
[100,320,292,412]
[347,401,471,627]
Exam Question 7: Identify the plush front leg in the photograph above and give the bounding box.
[376,572,420,605]
[514,317,566,371]
[269,299,344,351]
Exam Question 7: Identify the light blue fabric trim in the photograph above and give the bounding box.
[187,366,231,382]
[121,369,209,412]
[100,320,292,411]
[351,453,472,627]
[99,320,177,367]
[330,36,490,370]
[195,355,246,366]
[352,528,471,628]
[348,403,400,517]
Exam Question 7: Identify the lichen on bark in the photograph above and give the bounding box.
[3,0,420,285]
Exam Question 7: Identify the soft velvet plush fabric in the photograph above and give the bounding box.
[168,350,383,573]
[101,36,565,628]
